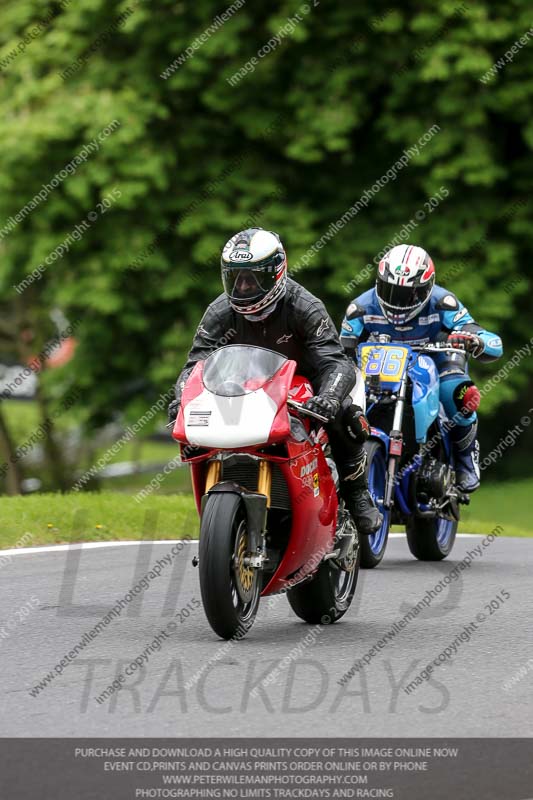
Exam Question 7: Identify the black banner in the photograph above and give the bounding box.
[1,738,532,799]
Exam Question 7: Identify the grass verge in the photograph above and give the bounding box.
[0,480,531,550]
[0,492,198,549]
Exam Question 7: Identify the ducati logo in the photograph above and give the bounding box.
[300,458,318,478]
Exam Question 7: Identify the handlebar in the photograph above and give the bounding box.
[287,399,329,424]
[410,344,463,354]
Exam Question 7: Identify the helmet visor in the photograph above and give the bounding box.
[377,278,431,312]
[222,266,278,307]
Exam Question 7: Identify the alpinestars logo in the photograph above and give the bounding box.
[316,318,329,336]
[472,440,481,479]
[197,324,209,337]
[276,333,293,344]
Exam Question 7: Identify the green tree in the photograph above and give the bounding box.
[0,0,531,482]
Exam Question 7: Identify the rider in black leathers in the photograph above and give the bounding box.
[169,228,381,534]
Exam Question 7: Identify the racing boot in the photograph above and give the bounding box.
[339,449,382,535]
[449,419,480,493]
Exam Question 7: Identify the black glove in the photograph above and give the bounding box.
[168,397,181,424]
[304,394,341,422]
[447,331,483,357]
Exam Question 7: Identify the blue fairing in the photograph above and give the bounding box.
[369,427,390,452]
[408,353,441,442]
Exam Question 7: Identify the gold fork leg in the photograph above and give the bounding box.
[205,460,221,493]
[257,460,272,507]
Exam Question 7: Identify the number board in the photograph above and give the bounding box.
[359,344,409,384]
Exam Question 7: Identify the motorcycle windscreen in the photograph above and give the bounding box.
[358,343,411,391]
[181,345,296,448]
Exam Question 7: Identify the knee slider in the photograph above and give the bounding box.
[453,381,480,417]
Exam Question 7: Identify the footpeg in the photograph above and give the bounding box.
[335,531,356,560]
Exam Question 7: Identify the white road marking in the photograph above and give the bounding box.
[0,534,484,557]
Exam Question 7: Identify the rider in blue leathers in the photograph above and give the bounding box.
[340,245,503,492]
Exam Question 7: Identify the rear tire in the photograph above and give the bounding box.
[199,492,260,639]
[287,540,360,624]
[360,440,390,569]
[406,515,457,561]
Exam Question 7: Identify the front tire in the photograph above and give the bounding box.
[360,440,390,568]
[406,514,457,561]
[287,539,360,624]
[199,492,260,639]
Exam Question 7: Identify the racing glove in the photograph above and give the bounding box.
[447,331,484,357]
[168,397,181,424]
[304,394,341,422]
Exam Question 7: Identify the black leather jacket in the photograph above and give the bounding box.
[174,278,356,402]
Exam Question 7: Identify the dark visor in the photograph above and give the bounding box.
[377,279,430,310]
[222,266,277,304]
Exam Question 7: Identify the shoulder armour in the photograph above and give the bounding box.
[435,293,459,311]
[345,302,366,320]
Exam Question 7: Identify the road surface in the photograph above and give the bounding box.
[1,533,531,736]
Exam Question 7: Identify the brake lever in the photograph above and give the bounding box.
[287,399,329,424]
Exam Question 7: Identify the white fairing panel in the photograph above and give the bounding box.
[184,388,278,448]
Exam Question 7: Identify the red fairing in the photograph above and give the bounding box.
[172,361,205,443]
[288,375,315,435]
[263,360,297,443]
[261,445,337,595]
[289,375,314,403]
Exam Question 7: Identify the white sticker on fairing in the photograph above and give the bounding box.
[188,411,211,426]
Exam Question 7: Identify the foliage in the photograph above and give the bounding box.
[0,0,532,466]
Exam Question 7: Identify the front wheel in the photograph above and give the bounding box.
[199,492,261,639]
[287,537,360,624]
[406,514,458,561]
[360,440,391,568]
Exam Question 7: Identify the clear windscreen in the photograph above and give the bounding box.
[202,345,288,397]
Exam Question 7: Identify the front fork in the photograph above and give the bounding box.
[203,456,271,569]
[383,372,407,509]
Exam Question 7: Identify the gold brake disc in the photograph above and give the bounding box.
[235,526,255,602]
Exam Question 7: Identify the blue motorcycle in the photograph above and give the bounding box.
[359,338,469,567]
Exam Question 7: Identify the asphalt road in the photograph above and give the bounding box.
[1,534,532,737]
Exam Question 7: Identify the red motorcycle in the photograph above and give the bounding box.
[172,344,360,639]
